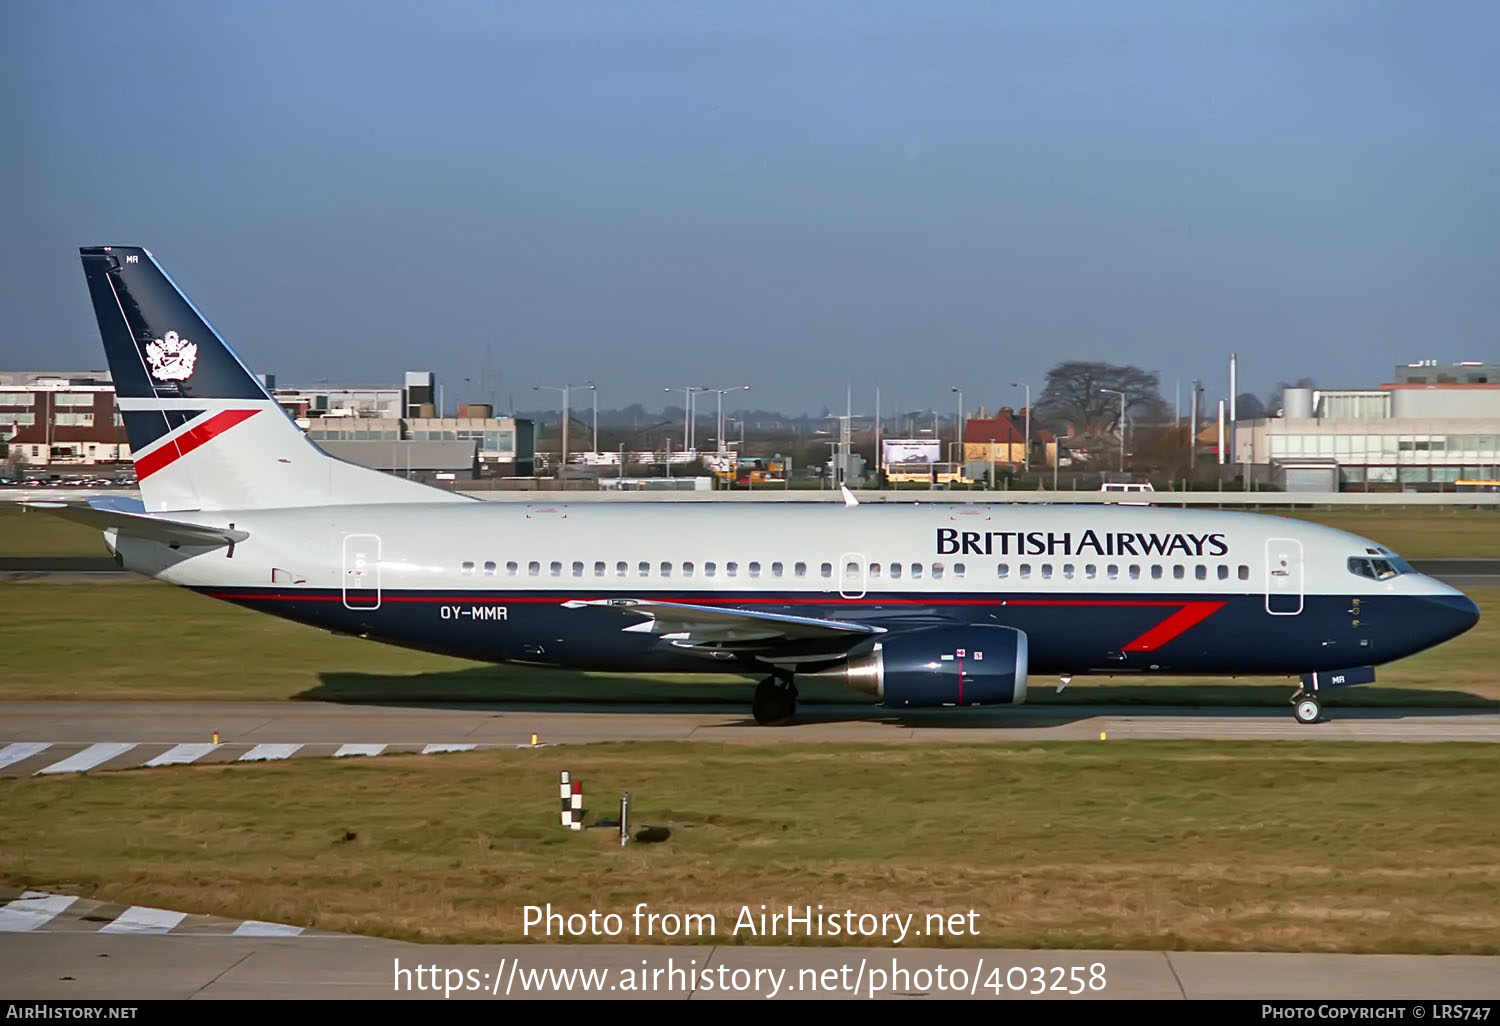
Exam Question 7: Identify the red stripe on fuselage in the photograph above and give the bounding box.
[135,409,259,480]
[1120,601,1226,652]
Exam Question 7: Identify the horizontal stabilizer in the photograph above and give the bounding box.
[23,501,247,549]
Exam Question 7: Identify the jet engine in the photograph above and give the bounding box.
[807,625,1028,707]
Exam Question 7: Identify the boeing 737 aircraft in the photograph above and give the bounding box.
[31,246,1480,725]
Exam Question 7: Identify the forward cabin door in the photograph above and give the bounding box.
[1264,537,1304,615]
[342,533,382,610]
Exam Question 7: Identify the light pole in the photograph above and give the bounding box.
[1010,381,1030,472]
[1099,388,1126,474]
[534,381,592,489]
[706,385,750,454]
[665,386,712,452]
[951,386,964,475]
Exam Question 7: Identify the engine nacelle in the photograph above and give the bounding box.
[810,625,1028,708]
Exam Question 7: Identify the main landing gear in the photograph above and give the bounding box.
[1290,687,1322,725]
[752,675,798,726]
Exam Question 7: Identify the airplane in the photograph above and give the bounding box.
[27,245,1480,727]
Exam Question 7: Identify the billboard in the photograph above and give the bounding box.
[882,438,941,465]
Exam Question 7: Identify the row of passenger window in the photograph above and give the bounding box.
[459,558,1254,582]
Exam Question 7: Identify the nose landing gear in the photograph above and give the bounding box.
[1290,687,1322,725]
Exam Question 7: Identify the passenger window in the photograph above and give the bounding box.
[1195,565,1207,581]
[1084,564,1096,579]
[953,562,966,578]
[505,560,518,576]
[660,561,671,577]
[550,561,562,576]
[821,563,833,578]
[749,561,761,578]
[1019,564,1032,579]
[997,563,1009,579]
[682,561,694,576]
[869,563,882,577]
[482,561,496,576]
[1217,564,1229,580]
[638,561,650,577]
[1172,565,1185,580]
[931,563,944,579]
[911,563,923,579]
[1041,565,1054,579]
[594,560,606,576]
[890,563,903,579]
[727,561,739,577]
[1062,564,1075,579]
[772,562,783,577]
[572,561,584,577]
[1238,564,1250,580]
[616,561,628,577]
[1129,565,1140,580]
[1107,564,1118,580]
[706,562,717,577]
[461,561,475,575]
[846,561,859,576]
[528,561,541,577]
[795,562,807,578]
[1151,565,1163,580]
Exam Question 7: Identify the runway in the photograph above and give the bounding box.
[1,700,1498,777]
[4,930,1498,999]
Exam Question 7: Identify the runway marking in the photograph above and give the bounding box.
[238,744,302,762]
[333,744,386,758]
[35,742,136,775]
[0,894,77,931]
[99,906,187,934]
[0,742,51,770]
[144,742,217,767]
[232,921,305,937]
[421,744,477,754]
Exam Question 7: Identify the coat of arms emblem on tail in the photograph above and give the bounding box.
[145,330,198,381]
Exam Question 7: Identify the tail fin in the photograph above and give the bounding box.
[79,245,469,512]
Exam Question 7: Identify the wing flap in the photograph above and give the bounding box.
[22,501,248,549]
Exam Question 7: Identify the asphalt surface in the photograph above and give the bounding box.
[4,932,1498,1000]
[2,701,1498,769]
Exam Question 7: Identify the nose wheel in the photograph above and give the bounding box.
[752,676,798,725]
[1291,688,1322,725]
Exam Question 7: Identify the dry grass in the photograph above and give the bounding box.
[4,741,1498,953]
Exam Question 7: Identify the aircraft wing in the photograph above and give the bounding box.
[561,597,883,652]
[21,500,248,549]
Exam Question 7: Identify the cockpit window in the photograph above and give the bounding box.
[1347,556,1401,581]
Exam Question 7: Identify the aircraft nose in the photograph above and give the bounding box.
[1425,591,1480,642]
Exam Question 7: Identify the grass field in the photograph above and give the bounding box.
[0,579,1495,705]
[4,502,1500,558]
[3,741,1497,952]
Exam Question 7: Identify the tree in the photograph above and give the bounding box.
[1234,393,1266,421]
[1035,361,1170,436]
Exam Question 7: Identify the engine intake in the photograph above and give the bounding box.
[810,625,1028,707]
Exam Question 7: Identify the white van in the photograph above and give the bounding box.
[1100,481,1154,504]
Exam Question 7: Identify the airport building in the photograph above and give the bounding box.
[0,374,130,468]
[1234,362,1500,489]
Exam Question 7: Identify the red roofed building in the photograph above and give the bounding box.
[961,407,1056,469]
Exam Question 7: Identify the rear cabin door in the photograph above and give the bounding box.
[342,533,382,610]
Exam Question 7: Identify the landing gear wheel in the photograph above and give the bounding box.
[752,676,798,726]
[1293,695,1322,725]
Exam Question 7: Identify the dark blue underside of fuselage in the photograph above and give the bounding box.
[191,586,1476,679]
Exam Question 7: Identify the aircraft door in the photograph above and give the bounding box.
[839,552,868,599]
[1264,537,1303,615]
[342,533,382,610]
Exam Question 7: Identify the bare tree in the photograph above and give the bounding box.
[1036,361,1170,435]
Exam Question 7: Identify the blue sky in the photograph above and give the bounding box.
[3,1,1497,416]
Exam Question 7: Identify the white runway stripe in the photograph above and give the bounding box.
[0,742,51,770]
[238,744,302,762]
[333,744,386,758]
[144,742,217,767]
[232,920,305,937]
[99,906,187,934]
[0,894,77,931]
[421,744,476,754]
[35,742,136,775]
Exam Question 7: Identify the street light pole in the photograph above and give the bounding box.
[1010,381,1030,473]
[535,381,592,490]
[1099,388,1126,474]
[706,385,750,455]
[950,387,963,475]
